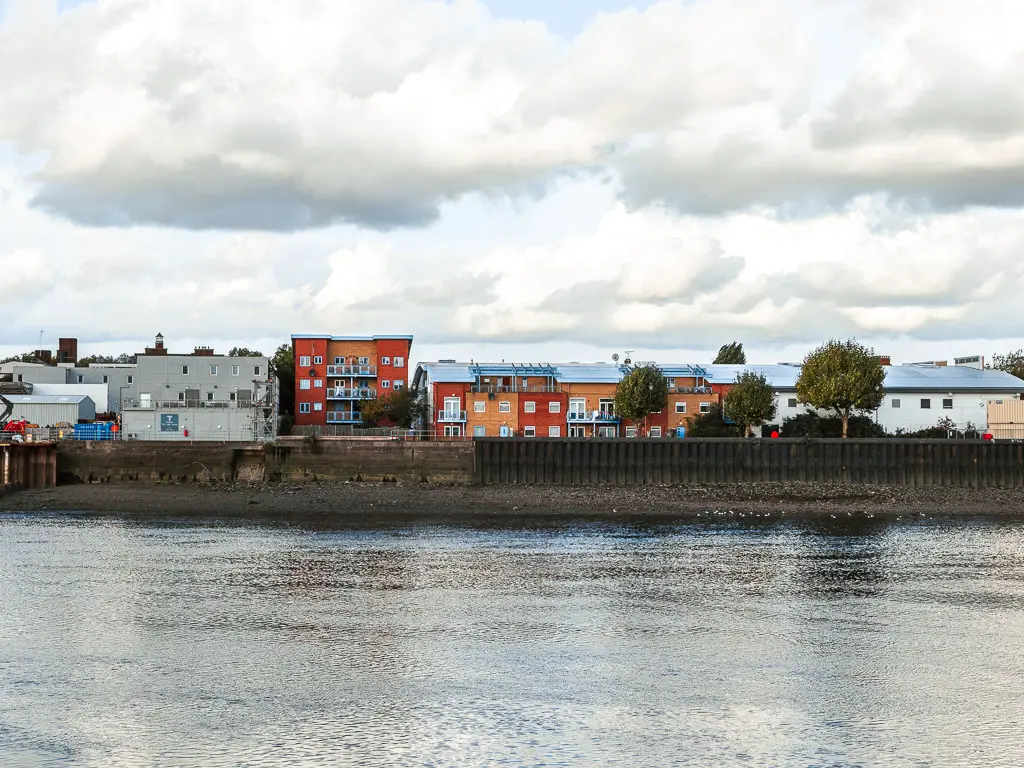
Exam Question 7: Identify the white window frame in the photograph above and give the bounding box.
[473,426,486,437]
[381,356,391,366]
[548,401,561,413]
[127,375,133,384]
[299,402,311,414]
[254,366,261,376]
[443,425,462,437]
[394,357,405,368]
[207,392,214,401]
[393,381,405,391]
[77,375,83,383]
[182,365,190,376]
[381,380,391,389]
[358,357,369,366]
[675,402,686,414]
[230,392,237,402]
[650,426,662,438]
[210,365,218,376]
[921,399,931,409]
[499,401,511,413]
[787,398,797,408]
[569,398,587,418]
[474,401,486,413]
[524,401,536,413]
[313,356,323,365]
[313,379,323,388]
[231,365,239,376]
[548,426,561,438]
[300,356,311,367]
[313,402,323,412]
[300,380,311,390]
[699,402,711,414]
[102,375,109,384]
[942,398,954,409]
[625,426,637,438]
[523,426,536,437]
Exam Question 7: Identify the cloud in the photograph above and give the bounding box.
[4,0,1023,230]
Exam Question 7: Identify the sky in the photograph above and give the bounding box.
[1,0,1023,368]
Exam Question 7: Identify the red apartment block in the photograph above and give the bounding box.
[291,335,413,427]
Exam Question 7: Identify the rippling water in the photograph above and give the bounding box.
[1,512,1023,767]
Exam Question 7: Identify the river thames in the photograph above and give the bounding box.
[1,512,1022,767]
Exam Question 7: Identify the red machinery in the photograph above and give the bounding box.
[0,393,30,435]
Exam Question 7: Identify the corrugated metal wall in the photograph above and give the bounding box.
[987,400,1024,440]
[9,403,84,426]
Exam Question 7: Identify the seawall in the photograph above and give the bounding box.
[57,438,475,485]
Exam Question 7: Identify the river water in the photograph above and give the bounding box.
[1,513,1023,767]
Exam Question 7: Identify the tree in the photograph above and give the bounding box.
[228,347,264,357]
[270,343,295,419]
[77,353,136,367]
[989,350,1024,381]
[359,396,391,426]
[0,352,38,364]
[714,342,746,364]
[358,389,427,429]
[613,364,668,434]
[723,371,777,437]
[795,339,885,438]
[685,403,734,437]
[781,411,886,438]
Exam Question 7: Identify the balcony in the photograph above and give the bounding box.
[437,410,468,422]
[122,399,253,410]
[326,365,377,377]
[327,388,378,400]
[668,386,713,394]
[326,410,360,424]
[471,384,563,393]
[567,411,619,423]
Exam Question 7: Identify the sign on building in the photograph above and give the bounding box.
[160,414,179,432]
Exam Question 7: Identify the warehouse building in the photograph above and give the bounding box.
[3,395,97,426]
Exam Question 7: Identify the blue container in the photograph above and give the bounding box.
[73,422,115,441]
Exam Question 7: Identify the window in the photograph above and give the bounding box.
[788,398,797,408]
[231,365,239,376]
[300,380,311,390]
[314,402,323,412]
[254,366,261,376]
[548,426,561,438]
[675,402,687,414]
[381,380,391,389]
[313,379,323,388]
[230,392,237,402]
[358,357,369,365]
[569,398,587,418]
[313,356,323,365]
[650,427,662,438]
[207,392,214,401]
[102,375,109,384]
[178,392,185,401]
[548,401,561,413]
[394,357,405,368]
[524,426,536,437]
[182,365,190,375]
[921,399,931,409]
[334,357,343,365]
[499,401,511,413]
[699,402,711,414]
[597,426,617,438]
[381,356,391,366]
[300,356,311,367]
[210,365,218,376]
[892,399,901,408]
[473,426,486,437]
[127,375,133,384]
[393,381,404,391]
[77,375,83,383]
[521,378,529,387]
[942,398,954,409]
[667,378,675,388]
[299,402,311,414]
[474,401,486,413]
[443,425,462,437]
[524,401,536,413]
[625,426,637,438]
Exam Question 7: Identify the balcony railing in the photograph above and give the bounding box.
[326,365,377,377]
[567,411,619,423]
[326,411,361,424]
[437,410,468,422]
[122,399,252,410]
[668,386,713,394]
[470,384,563,393]
[327,388,378,400]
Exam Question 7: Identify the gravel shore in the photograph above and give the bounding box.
[3,481,1024,520]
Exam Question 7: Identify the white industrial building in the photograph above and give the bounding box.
[2,395,97,426]
[703,362,1024,434]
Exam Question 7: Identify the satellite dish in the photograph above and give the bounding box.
[612,353,620,362]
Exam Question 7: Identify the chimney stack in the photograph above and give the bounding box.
[144,332,168,356]
[58,337,78,364]
[878,355,891,366]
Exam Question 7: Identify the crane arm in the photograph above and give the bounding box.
[0,393,12,426]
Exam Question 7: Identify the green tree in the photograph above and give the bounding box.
[723,371,777,437]
[77,353,136,367]
[795,339,886,438]
[0,352,40,364]
[989,350,1024,381]
[781,411,886,438]
[614,364,668,434]
[358,389,427,429]
[685,403,734,437]
[714,342,746,364]
[359,396,391,426]
[228,347,264,357]
[270,343,295,420]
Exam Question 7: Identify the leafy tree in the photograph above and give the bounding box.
[228,347,264,357]
[359,396,391,426]
[0,352,39,364]
[782,411,886,438]
[795,339,886,438]
[614,364,668,434]
[714,342,746,364]
[989,350,1024,381]
[358,389,427,429]
[685,403,735,437]
[723,371,777,437]
[270,343,295,419]
[77,353,136,367]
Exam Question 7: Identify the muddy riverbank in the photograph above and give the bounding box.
[2,481,1023,519]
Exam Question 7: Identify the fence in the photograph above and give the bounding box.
[289,425,472,441]
[474,438,1024,487]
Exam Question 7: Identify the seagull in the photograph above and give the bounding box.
[830,514,837,519]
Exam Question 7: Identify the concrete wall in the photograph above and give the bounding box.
[56,439,475,485]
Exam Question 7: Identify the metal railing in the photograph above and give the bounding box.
[567,411,619,423]
[668,386,713,394]
[326,388,377,400]
[471,385,563,393]
[122,399,256,410]
[326,365,377,377]
[326,411,360,424]
[437,410,468,422]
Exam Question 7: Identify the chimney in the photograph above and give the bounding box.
[34,349,53,365]
[58,337,78,364]
[192,346,215,357]
[144,332,168,356]
[155,333,164,350]
[878,355,891,366]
